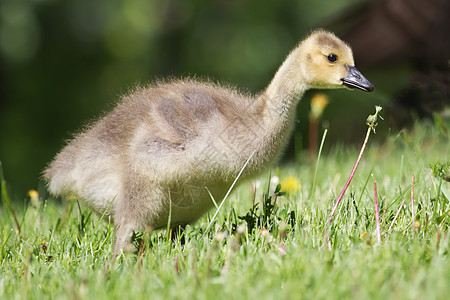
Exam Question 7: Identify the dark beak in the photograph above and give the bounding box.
[341,65,374,92]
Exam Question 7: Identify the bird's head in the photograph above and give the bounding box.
[296,30,374,92]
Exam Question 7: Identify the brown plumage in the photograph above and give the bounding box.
[44,30,373,259]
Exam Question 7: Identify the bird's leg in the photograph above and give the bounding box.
[112,173,155,261]
[112,223,135,261]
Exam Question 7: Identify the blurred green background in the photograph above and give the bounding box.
[0,0,448,199]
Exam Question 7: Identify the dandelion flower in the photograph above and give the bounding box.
[280,175,301,194]
[28,189,40,207]
[310,93,329,120]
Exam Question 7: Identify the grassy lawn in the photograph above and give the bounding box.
[1,121,449,300]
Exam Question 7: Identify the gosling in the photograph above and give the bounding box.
[44,30,374,258]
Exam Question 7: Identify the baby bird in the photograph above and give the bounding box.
[44,30,373,258]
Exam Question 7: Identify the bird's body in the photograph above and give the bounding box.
[44,30,373,258]
[47,81,289,227]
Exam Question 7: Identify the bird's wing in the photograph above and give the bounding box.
[145,86,223,147]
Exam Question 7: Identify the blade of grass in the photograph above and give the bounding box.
[358,168,375,204]
[166,189,172,242]
[0,161,20,235]
[411,174,415,224]
[93,196,116,232]
[204,150,256,235]
[310,129,328,196]
[387,184,412,210]
[374,181,381,244]
[385,199,405,240]
[205,187,220,210]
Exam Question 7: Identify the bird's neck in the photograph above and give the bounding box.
[262,53,308,126]
[244,53,309,168]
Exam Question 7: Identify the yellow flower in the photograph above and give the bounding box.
[28,189,38,198]
[310,93,329,120]
[280,175,301,194]
[28,189,40,207]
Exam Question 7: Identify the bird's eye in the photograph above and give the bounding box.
[327,54,338,63]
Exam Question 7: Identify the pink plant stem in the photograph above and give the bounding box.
[374,181,381,244]
[385,199,405,240]
[411,174,415,226]
[329,127,371,221]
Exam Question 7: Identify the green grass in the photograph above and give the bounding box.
[1,121,449,300]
